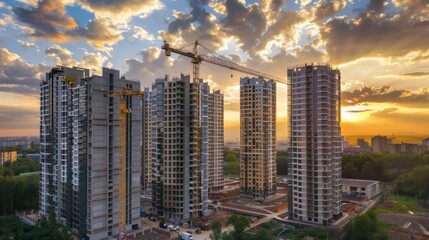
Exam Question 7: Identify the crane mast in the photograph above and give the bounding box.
[105,87,143,235]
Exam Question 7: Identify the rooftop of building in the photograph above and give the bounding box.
[342,178,379,187]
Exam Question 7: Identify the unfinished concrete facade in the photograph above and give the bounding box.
[240,77,277,200]
[40,67,141,239]
[287,64,342,225]
[142,88,152,192]
[151,74,209,221]
[208,90,224,192]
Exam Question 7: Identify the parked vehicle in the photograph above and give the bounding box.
[168,225,180,232]
[159,222,167,229]
[140,211,148,218]
[192,222,209,230]
[179,232,193,240]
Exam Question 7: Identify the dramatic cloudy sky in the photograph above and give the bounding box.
[0,0,428,141]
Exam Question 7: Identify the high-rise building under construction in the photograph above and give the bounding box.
[240,77,277,200]
[39,67,141,239]
[142,88,152,192]
[150,74,223,220]
[208,90,224,192]
[287,64,342,225]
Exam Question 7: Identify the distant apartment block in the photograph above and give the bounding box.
[0,151,17,165]
[240,77,276,200]
[40,67,141,239]
[422,138,429,147]
[208,90,224,192]
[142,88,152,192]
[287,64,342,225]
[151,74,211,220]
[371,135,390,152]
[0,136,39,149]
[341,137,350,152]
[388,142,428,154]
[357,138,371,152]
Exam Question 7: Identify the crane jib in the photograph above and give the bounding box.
[161,40,287,83]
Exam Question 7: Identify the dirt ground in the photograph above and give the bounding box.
[387,229,429,240]
[379,213,429,237]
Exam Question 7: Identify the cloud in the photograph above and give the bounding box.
[77,0,164,23]
[17,40,36,48]
[320,0,429,64]
[12,1,124,52]
[129,26,155,41]
[0,48,46,96]
[160,0,223,50]
[71,18,123,52]
[342,86,429,108]
[0,105,39,129]
[369,107,429,130]
[13,0,78,42]
[312,0,347,22]
[45,44,108,71]
[400,72,429,77]
[221,0,267,52]
[346,109,372,113]
[125,47,174,86]
[367,0,386,13]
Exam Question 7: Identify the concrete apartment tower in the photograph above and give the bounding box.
[371,135,389,152]
[240,77,277,200]
[142,88,152,192]
[151,74,210,220]
[208,90,224,192]
[287,64,342,225]
[40,67,141,239]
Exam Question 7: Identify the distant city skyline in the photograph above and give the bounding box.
[1,0,429,139]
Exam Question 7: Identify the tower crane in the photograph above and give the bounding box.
[161,40,287,83]
[161,41,286,218]
[105,87,143,236]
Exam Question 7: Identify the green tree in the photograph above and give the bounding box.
[210,221,222,240]
[226,214,250,240]
[224,161,240,175]
[226,154,238,162]
[343,211,386,240]
[221,232,234,240]
[252,227,274,240]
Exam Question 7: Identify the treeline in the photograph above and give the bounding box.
[224,150,429,183]
[0,174,39,215]
[343,211,388,240]
[224,149,240,175]
[223,149,288,175]
[0,157,39,177]
[1,143,39,154]
[0,214,71,240]
[277,150,287,175]
[342,152,429,181]
[394,165,429,203]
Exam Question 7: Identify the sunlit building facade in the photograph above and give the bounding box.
[40,67,141,239]
[240,77,277,200]
[287,64,342,225]
[151,75,209,220]
[208,90,224,192]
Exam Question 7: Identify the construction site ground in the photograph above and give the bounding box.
[375,195,429,239]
